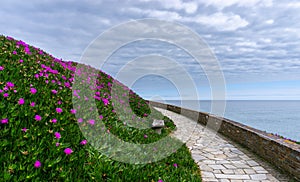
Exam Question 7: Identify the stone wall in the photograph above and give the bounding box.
[149,101,300,181]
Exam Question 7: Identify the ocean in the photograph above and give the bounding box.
[162,100,300,141]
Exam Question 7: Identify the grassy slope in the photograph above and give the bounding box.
[0,35,201,181]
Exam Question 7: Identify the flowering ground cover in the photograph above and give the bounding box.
[0,35,201,181]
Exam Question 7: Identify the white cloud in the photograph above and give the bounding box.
[265,19,274,24]
[236,41,257,47]
[286,2,300,8]
[197,0,273,10]
[140,0,198,14]
[184,12,249,31]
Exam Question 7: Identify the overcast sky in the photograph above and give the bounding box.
[1,0,300,100]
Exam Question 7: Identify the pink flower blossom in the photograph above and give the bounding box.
[35,115,42,121]
[173,163,178,168]
[3,93,9,98]
[34,160,41,168]
[51,90,57,94]
[22,128,27,132]
[54,132,61,139]
[13,90,17,93]
[102,98,109,106]
[56,108,63,113]
[78,118,83,123]
[30,102,35,107]
[18,98,25,105]
[1,118,8,124]
[70,109,76,114]
[19,59,23,63]
[0,90,2,93]
[158,180,163,182]
[88,119,95,125]
[6,82,14,88]
[51,118,57,123]
[64,148,73,155]
[80,140,87,145]
[12,50,17,55]
[30,88,37,94]
[57,100,62,105]
[144,134,148,138]
[56,142,60,147]
[99,115,103,120]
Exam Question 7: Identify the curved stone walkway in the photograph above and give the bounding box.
[154,107,291,182]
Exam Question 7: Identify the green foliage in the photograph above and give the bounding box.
[0,35,201,181]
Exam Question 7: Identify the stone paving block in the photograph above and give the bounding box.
[219,179,230,182]
[243,169,256,174]
[233,169,245,175]
[201,171,215,178]
[223,164,237,169]
[221,169,235,174]
[199,164,214,172]
[203,159,217,164]
[216,160,231,164]
[253,166,265,171]
[213,169,222,174]
[257,170,268,174]
[192,153,206,161]
[214,174,250,180]
[246,160,259,167]
[250,174,267,180]
[208,164,226,170]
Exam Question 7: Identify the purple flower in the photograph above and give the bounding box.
[51,118,57,123]
[30,102,35,107]
[6,82,14,88]
[22,128,27,132]
[64,148,73,155]
[99,115,103,120]
[1,118,8,124]
[30,88,37,94]
[57,100,62,105]
[80,140,87,145]
[173,163,178,168]
[35,115,42,121]
[19,59,23,63]
[0,66,4,71]
[18,98,25,105]
[54,132,61,139]
[88,119,95,125]
[51,90,57,94]
[70,109,76,114]
[56,108,63,113]
[102,98,109,106]
[56,142,60,147]
[78,118,83,123]
[34,160,41,168]
[144,134,148,138]
[12,50,17,55]
[158,180,163,182]
[13,90,17,93]
[3,93,9,98]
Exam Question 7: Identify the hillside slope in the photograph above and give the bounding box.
[0,35,201,181]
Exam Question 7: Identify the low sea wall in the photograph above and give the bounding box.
[148,100,300,181]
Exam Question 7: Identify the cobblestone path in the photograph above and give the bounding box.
[155,107,291,182]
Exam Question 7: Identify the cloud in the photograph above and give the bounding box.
[186,12,249,31]
[127,8,249,31]
[140,0,198,14]
[197,0,273,10]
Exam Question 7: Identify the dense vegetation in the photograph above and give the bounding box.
[0,35,201,181]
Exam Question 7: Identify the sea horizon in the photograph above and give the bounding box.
[151,100,300,142]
